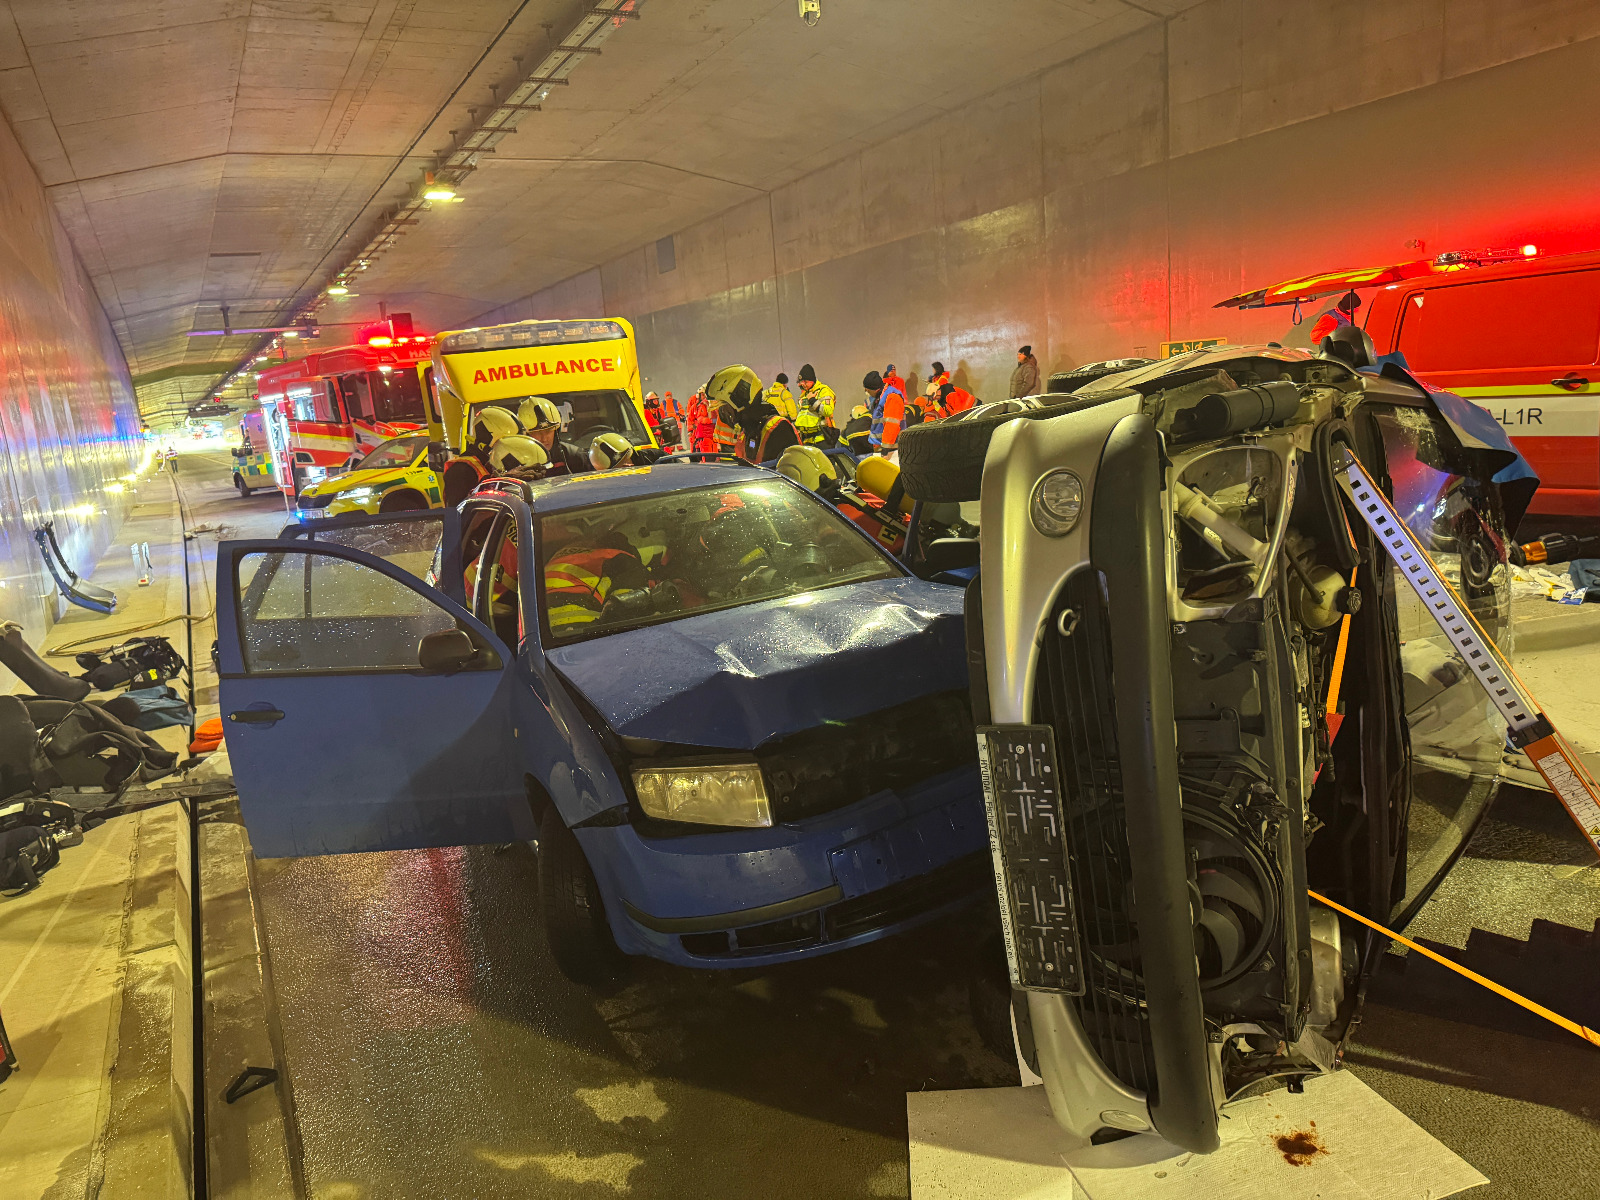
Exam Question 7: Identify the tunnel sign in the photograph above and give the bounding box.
[1161,337,1227,358]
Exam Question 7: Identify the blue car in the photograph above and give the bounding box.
[217,462,989,980]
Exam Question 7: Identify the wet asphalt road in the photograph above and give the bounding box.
[176,446,1600,1199]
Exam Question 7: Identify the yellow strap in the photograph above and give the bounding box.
[1308,889,1600,1048]
[1324,564,1356,716]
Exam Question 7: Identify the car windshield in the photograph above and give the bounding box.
[355,434,428,471]
[534,388,649,450]
[537,480,901,643]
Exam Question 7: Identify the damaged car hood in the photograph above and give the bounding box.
[545,577,968,748]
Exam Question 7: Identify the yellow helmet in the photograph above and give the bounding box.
[855,454,914,514]
[850,404,870,421]
[487,434,550,476]
[775,445,837,492]
[589,431,635,472]
[704,365,764,413]
[517,396,561,431]
[470,405,521,453]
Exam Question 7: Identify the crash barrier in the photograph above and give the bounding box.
[1335,449,1600,856]
[33,522,117,614]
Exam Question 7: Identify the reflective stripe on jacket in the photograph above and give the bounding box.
[544,546,635,629]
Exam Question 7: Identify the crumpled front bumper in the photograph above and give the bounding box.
[977,397,1220,1154]
[578,764,987,967]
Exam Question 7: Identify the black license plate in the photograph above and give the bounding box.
[976,724,1085,995]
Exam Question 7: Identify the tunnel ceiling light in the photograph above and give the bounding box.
[326,285,350,296]
[423,187,457,201]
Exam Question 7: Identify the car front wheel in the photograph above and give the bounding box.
[537,813,626,986]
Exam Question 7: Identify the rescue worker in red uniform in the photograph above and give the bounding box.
[705,365,800,463]
[643,391,664,434]
[938,381,977,416]
[688,387,718,453]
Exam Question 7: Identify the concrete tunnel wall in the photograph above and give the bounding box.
[471,0,1600,408]
[0,103,143,640]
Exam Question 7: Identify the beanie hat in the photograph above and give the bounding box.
[775,372,788,384]
[1019,345,1033,356]
[799,363,816,382]
[932,361,945,375]
[863,370,884,391]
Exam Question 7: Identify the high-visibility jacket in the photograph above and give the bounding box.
[764,382,797,422]
[871,385,905,449]
[798,382,837,426]
[795,408,827,445]
[942,385,976,416]
[544,545,644,631]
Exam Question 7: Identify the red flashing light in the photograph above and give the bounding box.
[368,335,394,347]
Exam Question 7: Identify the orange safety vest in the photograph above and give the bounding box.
[942,386,976,416]
[879,389,905,448]
[544,546,637,630]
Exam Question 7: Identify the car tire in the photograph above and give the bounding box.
[537,813,627,986]
[896,405,1045,503]
[377,489,429,513]
[234,474,251,498]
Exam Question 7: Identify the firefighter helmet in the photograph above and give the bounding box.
[517,396,562,431]
[589,431,635,472]
[704,365,764,413]
[470,405,521,455]
[775,445,837,492]
[487,434,550,477]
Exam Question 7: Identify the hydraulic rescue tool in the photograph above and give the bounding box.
[1334,447,1600,857]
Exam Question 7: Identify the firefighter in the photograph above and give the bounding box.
[705,365,800,463]
[775,445,843,502]
[543,524,651,634]
[468,406,521,461]
[486,434,551,480]
[863,371,905,453]
[643,391,664,434]
[794,404,831,447]
[590,431,640,471]
[842,403,874,455]
[515,397,582,474]
[764,373,797,422]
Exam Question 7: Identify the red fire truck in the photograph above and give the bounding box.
[1220,247,1600,518]
[253,316,433,497]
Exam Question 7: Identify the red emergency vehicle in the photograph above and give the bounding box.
[1220,247,1600,518]
[253,317,432,496]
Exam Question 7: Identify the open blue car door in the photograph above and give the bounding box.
[216,506,534,857]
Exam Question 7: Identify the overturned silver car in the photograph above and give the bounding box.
[898,338,1529,1153]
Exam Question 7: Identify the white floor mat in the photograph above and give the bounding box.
[907,1070,1487,1199]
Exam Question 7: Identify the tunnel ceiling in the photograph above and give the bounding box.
[0,0,1196,422]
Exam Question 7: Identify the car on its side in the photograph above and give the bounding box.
[215,461,990,981]
[295,432,444,516]
[897,337,1532,1154]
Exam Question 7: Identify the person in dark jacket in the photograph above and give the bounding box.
[705,365,800,463]
[1009,345,1041,398]
[841,404,874,455]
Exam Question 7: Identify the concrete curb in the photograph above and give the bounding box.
[200,821,300,1198]
[95,802,194,1198]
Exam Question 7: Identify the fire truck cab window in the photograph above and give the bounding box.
[338,374,369,422]
[369,369,426,424]
[290,386,340,424]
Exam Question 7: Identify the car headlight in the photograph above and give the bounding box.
[632,764,772,827]
[1030,469,1084,537]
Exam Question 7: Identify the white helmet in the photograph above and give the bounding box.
[470,406,521,455]
[588,431,635,472]
[517,396,562,431]
[487,434,550,477]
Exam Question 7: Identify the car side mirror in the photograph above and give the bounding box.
[922,538,980,572]
[418,628,478,673]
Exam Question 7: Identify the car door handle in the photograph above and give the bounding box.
[228,708,285,724]
[1551,375,1589,390]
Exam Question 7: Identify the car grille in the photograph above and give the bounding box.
[679,852,990,958]
[1032,570,1158,1094]
[759,689,975,823]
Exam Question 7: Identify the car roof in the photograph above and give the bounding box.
[493,461,776,514]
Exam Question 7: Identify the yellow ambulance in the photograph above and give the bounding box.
[430,317,657,466]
